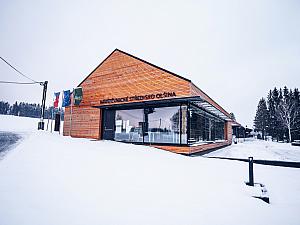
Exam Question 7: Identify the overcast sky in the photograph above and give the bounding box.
[1,0,299,127]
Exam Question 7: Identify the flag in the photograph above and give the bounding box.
[62,90,71,107]
[73,87,83,105]
[53,92,60,108]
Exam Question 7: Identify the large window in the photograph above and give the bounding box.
[113,104,224,145]
[215,120,225,140]
[114,109,144,142]
[189,105,225,144]
[114,105,187,144]
[143,106,181,144]
[181,105,188,144]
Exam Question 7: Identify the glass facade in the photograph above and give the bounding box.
[188,105,225,144]
[114,109,144,142]
[112,104,225,145]
[143,106,181,144]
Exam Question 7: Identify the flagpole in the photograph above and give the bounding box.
[58,106,61,135]
[69,88,74,136]
[50,107,53,133]
[59,90,62,135]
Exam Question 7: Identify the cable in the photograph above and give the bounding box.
[0,80,37,85]
[0,56,39,83]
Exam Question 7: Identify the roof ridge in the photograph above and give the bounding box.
[78,48,191,87]
[114,49,191,82]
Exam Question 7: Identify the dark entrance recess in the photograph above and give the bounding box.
[102,109,116,140]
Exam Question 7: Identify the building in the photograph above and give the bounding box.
[63,49,233,155]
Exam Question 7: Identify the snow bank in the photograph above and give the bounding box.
[0,115,300,225]
[0,115,39,132]
[0,114,63,135]
[205,138,300,162]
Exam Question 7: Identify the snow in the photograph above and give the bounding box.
[0,115,40,132]
[205,138,300,162]
[0,115,300,225]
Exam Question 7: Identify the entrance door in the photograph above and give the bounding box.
[102,109,116,140]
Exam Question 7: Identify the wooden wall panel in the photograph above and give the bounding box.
[63,106,101,139]
[154,141,230,155]
[80,50,191,107]
[225,121,233,144]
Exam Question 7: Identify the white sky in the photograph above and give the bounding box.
[1,0,299,127]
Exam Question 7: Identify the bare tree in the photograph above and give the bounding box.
[276,100,298,142]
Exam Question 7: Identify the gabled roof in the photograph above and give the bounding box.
[77,48,233,121]
[78,48,190,87]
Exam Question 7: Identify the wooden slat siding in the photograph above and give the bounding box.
[154,141,230,155]
[80,50,191,107]
[225,121,233,144]
[63,106,101,139]
[63,107,71,136]
[189,141,230,154]
[152,145,191,154]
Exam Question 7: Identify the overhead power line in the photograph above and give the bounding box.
[0,80,38,85]
[0,56,39,83]
[0,56,48,129]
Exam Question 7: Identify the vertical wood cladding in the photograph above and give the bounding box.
[63,49,233,154]
[154,141,230,154]
[80,50,191,107]
[63,106,101,139]
[225,121,233,144]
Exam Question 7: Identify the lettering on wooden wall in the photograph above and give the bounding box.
[100,92,176,104]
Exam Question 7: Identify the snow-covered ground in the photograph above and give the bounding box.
[205,138,300,162]
[0,114,62,133]
[0,115,300,225]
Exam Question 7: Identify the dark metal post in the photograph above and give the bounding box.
[248,157,254,186]
[38,81,48,130]
[41,81,48,120]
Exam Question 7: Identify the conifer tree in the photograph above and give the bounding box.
[267,90,277,140]
[254,98,269,140]
[258,87,300,142]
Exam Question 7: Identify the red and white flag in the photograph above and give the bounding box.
[53,92,60,108]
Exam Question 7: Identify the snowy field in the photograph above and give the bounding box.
[0,115,300,225]
[205,138,300,162]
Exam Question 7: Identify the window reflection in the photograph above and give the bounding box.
[113,104,224,145]
[144,106,181,144]
[189,106,225,144]
[181,105,188,144]
[114,109,143,142]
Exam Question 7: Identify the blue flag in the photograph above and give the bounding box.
[62,90,71,107]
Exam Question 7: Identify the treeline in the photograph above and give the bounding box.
[254,87,300,142]
[0,101,64,120]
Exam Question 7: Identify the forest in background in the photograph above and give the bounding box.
[254,87,300,142]
[0,100,64,120]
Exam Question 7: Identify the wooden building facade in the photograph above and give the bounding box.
[63,49,233,154]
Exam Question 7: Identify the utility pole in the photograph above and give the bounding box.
[38,81,48,130]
